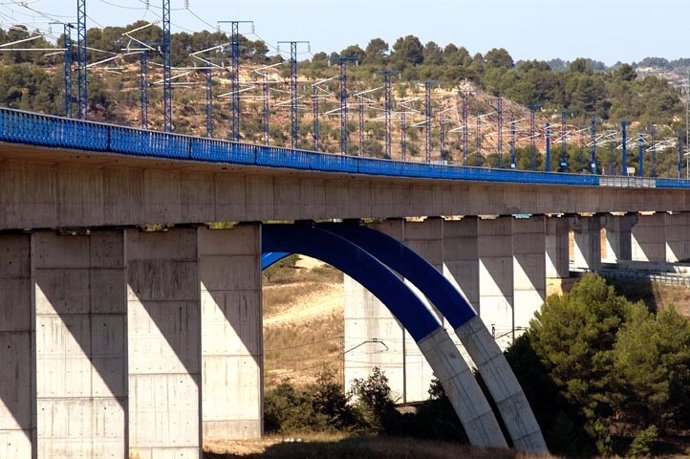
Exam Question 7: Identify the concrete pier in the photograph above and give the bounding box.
[571,215,602,270]
[1,226,264,458]
[477,217,514,349]
[604,214,637,263]
[631,213,667,262]
[512,216,546,334]
[545,217,569,279]
[664,212,690,263]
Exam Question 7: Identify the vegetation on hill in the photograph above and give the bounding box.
[0,23,687,176]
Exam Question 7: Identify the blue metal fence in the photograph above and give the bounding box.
[2,107,690,189]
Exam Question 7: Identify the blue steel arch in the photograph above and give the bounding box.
[321,223,476,329]
[261,224,438,342]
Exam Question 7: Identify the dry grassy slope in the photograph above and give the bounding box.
[262,256,344,388]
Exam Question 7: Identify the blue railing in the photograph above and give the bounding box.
[1,107,689,189]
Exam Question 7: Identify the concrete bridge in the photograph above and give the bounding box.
[2,108,690,457]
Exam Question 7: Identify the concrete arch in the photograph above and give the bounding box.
[262,223,507,448]
[320,223,547,453]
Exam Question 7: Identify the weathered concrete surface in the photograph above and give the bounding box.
[570,215,602,270]
[199,224,263,441]
[604,214,637,262]
[631,213,667,262]
[478,217,514,350]
[545,217,569,278]
[665,212,690,262]
[456,317,548,454]
[126,228,201,459]
[512,216,546,334]
[443,218,480,311]
[34,230,126,458]
[417,328,507,448]
[2,143,690,231]
[0,234,33,458]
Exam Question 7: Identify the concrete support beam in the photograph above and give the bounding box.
[0,234,34,458]
[631,213,667,262]
[512,216,546,334]
[570,215,602,270]
[604,214,637,263]
[442,217,480,311]
[199,225,263,442]
[545,217,569,278]
[33,230,127,458]
[665,212,690,263]
[126,228,201,458]
[478,217,514,350]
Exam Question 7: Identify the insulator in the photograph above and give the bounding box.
[184,0,190,8]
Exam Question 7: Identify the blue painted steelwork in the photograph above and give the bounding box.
[425,81,432,163]
[63,23,73,118]
[496,97,503,168]
[277,41,309,149]
[162,0,172,132]
[140,51,149,129]
[335,56,358,154]
[5,107,690,189]
[529,106,536,170]
[312,86,320,151]
[510,116,516,169]
[621,120,628,175]
[400,102,407,161]
[262,224,439,341]
[261,252,290,269]
[358,97,365,156]
[651,125,656,177]
[638,133,645,177]
[230,22,241,141]
[76,0,87,120]
[590,118,597,174]
[322,223,477,328]
[545,122,551,172]
[560,110,567,172]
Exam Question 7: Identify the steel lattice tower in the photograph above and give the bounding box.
[231,22,240,141]
[621,120,628,175]
[336,56,357,154]
[63,23,73,118]
[510,116,516,168]
[76,0,87,119]
[590,118,597,174]
[262,80,270,145]
[560,110,567,172]
[439,113,446,160]
[475,115,482,166]
[358,97,365,156]
[678,129,683,179]
[400,105,407,161]
[529,106,536,170]
[375,70,397,159]
[496,97,503,167]
[312,86,320,151]
[651,124,656,177]
[162,0,172,132]
[545,122,551,171]
[140,51,149,129]
[425,81,432,163]
[278,41,308,149]
[638,133,645,177]
[206,68,213,137]
[462,92,469,164]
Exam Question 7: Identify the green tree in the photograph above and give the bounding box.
[390,35,424,69]
[363,38,389,65]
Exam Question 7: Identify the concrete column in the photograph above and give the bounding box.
[402,218,443,399]
[604,214,637,263]
[570,215,602,270]
[665,212,690,263]
[442,217,480,311]
[199,224,263,442]
[545,217,569,278]
[343,275,406,401]
[632,213,666,262]
[33,230,127,458]
[512,216,546,333]
[477,217,513,350]
[126,228,200,458]
[0,234,34,458]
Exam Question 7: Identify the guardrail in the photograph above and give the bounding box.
[1,107,688,189]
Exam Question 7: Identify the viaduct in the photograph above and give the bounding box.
[2,108,690,457]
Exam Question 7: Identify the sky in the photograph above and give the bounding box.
[1,0,688,65]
